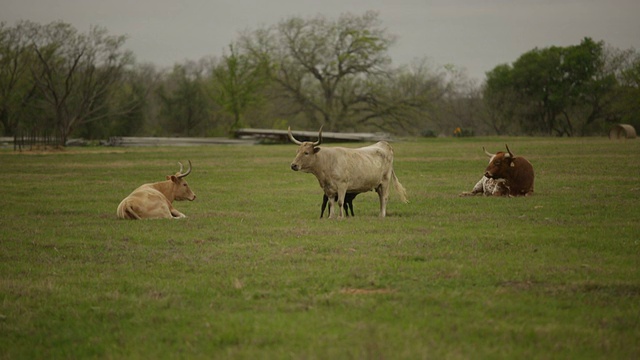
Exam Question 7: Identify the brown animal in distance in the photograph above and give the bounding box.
[117,161,196,219]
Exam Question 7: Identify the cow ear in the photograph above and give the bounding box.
[314,147,321,154]
[510,161,516,168]
[170,175,178,183]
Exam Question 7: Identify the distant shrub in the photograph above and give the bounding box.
[421,129,438,138]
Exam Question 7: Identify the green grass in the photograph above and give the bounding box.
[1,137,639,359]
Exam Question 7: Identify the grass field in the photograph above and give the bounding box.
[1,137,639,359]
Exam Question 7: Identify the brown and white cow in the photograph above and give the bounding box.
[469,144,534,196]
[288,127,408,218]
[117,161,196,219]
[460,176,509,197]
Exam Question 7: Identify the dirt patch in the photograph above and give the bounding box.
[340,288,395,295]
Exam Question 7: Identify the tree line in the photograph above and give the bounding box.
[1,13,639,146]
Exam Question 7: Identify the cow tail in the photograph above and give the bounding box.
[392,170,409,203]
[117,203,141,220]
[125,206,142,220]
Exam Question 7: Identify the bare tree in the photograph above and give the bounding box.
[240,11,399,131]
[156,61,212,136]
[0,21,41,136]
[31,22,133,145]
[359,59,443,134]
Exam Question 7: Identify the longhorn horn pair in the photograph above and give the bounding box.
[288,126,323,146]
[483,144,513,158]
[177,160,192,178]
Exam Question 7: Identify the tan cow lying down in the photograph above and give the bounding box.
[117,161,196,219]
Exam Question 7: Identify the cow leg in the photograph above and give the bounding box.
[171,209,187,218]
[320,194,329,218]
[376,184,389,218]
[327,193,338,219]
[336,189,346,219]
[460,177,486,197]
[472,177,486,195]
[168,203,186,218]
[345,193,357,217]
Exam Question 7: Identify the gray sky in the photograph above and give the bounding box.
[2,0,639,81]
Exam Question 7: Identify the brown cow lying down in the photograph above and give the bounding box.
[117,161,196,219]
[460,145,534,197]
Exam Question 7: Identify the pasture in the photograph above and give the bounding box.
[1,137,639,359]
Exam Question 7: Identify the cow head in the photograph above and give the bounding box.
[483,144,515,180]
[288,126,323,172]
[167,160,196,201]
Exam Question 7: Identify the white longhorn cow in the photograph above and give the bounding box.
[288,127,408,218]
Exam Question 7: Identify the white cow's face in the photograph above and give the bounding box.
[288,126,323,173]
[290,142,320,172]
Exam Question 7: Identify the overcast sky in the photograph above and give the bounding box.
[2,0,639,81]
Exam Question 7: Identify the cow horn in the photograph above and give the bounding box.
[505,144,513,158]
[313,125,323,146]
[177,160,192,178]
[287,126,303,145]
[483,147,494,157]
